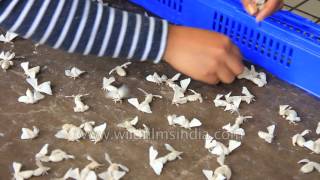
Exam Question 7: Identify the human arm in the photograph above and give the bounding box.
[0,0,168,62]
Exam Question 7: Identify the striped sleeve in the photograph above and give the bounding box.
[0,0,169,63]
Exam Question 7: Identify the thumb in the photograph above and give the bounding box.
[256,0,283,22]
[242,0,259,15]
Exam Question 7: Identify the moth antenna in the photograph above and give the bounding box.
[15,55,25,59]
[104,153,112,165]
[153,95,162,99]
[188,89,196,94]
[121,62,131,68]
[137,88,148,95]
[86,155,95,161]
[108,68,116,75]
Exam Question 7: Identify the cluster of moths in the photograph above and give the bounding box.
[205,133,241,157]
[202,155,232,180]
[279,105,301,124]
[21,62,40,78]
[237,65,267,87]
[303,138,320,154]
[214,87,255,113]
[65,67,86,79]
[55,121,107,143]
[36,144,74,163]
[13,161,50,180]
[18,77,52,104]
[0,31,18,43]
[292,130,311,147]
[65,94,90,112]
[223,116,252,136]
[117,116,150,139]
[18,61,52,104]
[56,152,129,180]
[100,62,132,103]
[146,72,170,85]
[20,126,40,140]
[146,72,202,105]
[149,144,183,175]
[57,156,101,180]
[98,152,129,180]
[0,32,18,70]
[0,51,16,71]
[167,114,202,129]
[258,125,276,143]
[102,76,129,103]
[298,159,320,174]
[128,88,162,113]
[291,129,320,153]
[109,62,131,77]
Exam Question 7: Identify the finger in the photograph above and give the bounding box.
[217,66,235,84]
[275,1,284,11]
[204,73,220,85]
[256,0,283,22]
[241,0,255,15]
[225,46,244,75]
[242,0,258,15]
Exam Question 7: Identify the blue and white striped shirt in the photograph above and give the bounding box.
[0,0,169,63]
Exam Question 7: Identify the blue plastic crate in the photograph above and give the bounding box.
[130,0,320,98]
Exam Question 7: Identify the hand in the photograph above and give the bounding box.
[163,25,244,84]
[242,0,284,21]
